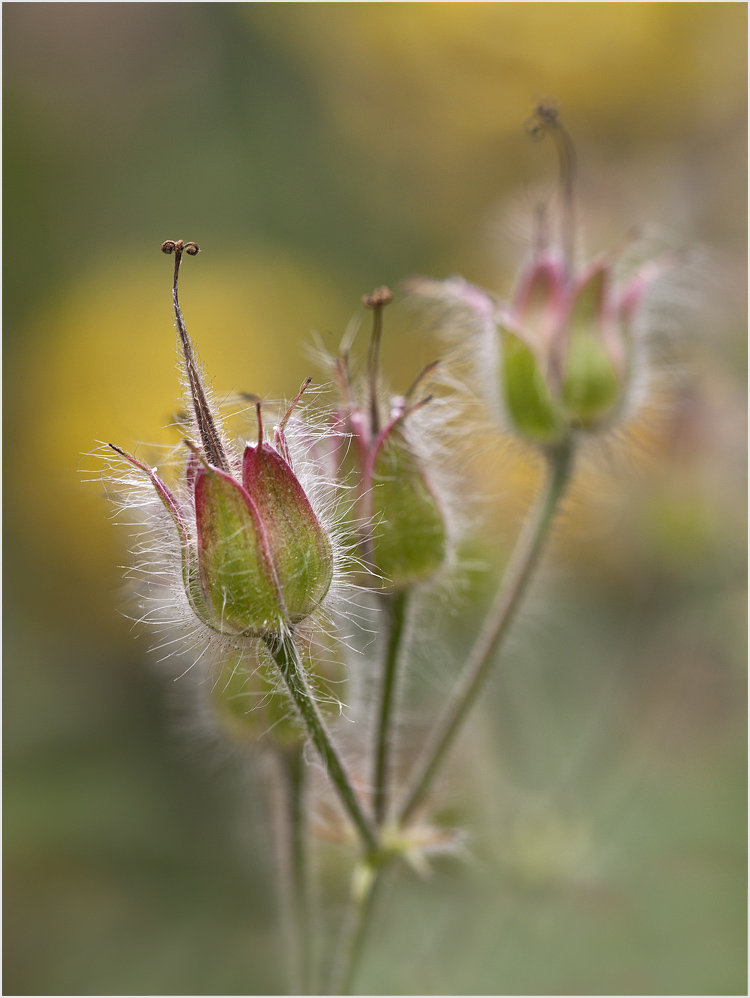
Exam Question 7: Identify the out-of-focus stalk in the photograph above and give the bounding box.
[334,442,574,994]
[398,440,575,826]
[332,860,382,996]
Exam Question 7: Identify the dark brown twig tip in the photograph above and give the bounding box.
[362,287,393,310]
[525,100,560,141]
[161,239,200,256]
[534,101,559,125]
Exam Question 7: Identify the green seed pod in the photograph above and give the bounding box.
[243,440,334,624]
[194,465,284,635]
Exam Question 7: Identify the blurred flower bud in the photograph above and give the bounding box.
[212,651,305,749]
[368,410,446,591]
[408,106,665,447]
[496,252,644,441]
[208,631,343,750]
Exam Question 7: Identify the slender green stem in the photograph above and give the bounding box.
[398,442,575,826]
[333,861,382,996]
[266,634,379,853]
[372,590,409,826]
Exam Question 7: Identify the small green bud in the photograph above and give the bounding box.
[328,288,449,592]
[562,333,620,428]
[370,421,446,591]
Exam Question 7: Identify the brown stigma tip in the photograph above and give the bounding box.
[534,101,559,125]
[161,239,200,256]
[362,286,393,310]
[525,100,560,140]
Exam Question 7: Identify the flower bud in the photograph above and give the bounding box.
[499,252,654,440]
[110,242,334,641]
[411,249,660,447]
[369,418,446,591]
[407,108,666,447]
[327,288,448,591]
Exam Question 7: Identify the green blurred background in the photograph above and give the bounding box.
[4,4,746,995]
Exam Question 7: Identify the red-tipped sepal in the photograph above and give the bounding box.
[194,465,284,635]
[242,443,333,624]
